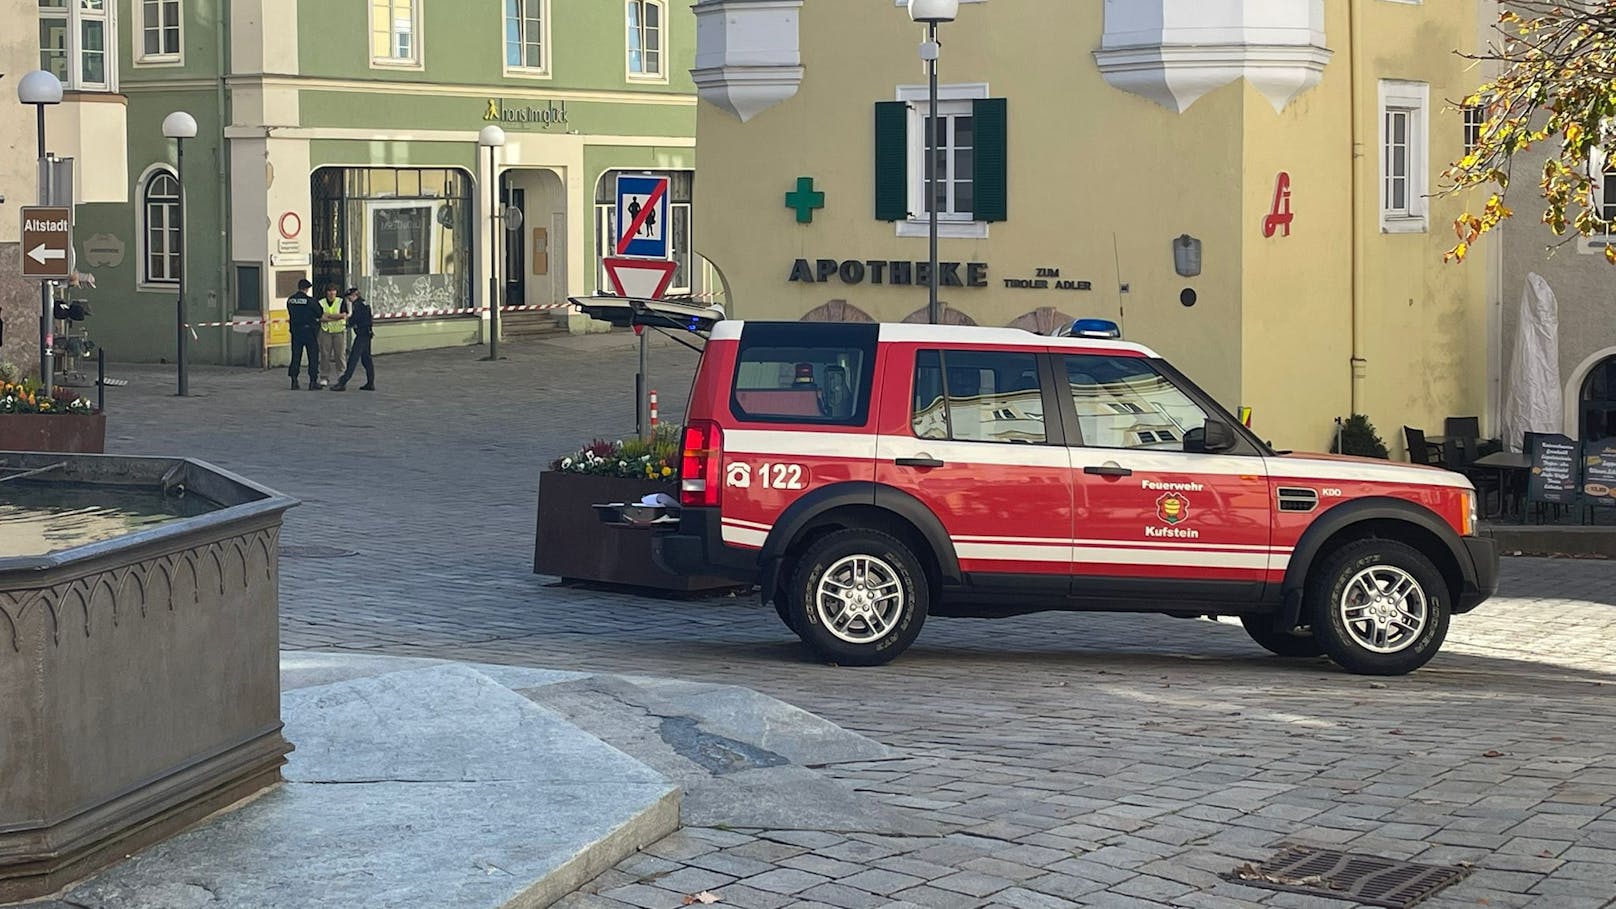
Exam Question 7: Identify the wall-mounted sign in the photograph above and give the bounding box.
[1263,172,1293,238]
[1003,267,1091,291]
[788,258,988,287]
[785,177,825,224]
[483,98,570,128]
[278,211,302,240]
[82,233,125,268]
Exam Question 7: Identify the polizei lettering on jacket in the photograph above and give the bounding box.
[788,259,989,288]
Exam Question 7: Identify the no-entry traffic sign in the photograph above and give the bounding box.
[20,206,71,280]
[615,175,670,259]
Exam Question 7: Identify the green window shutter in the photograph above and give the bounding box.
[874,101,909,222]
[973,97,1008,222]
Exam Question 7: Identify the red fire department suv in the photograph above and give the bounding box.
[653,320,1499,676]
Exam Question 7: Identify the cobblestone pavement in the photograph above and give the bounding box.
[102,339,1616,909]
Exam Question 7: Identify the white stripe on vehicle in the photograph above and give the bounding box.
[952,534,1292,554]
[727,429,881,460]
[721,516,774,531]
[720,523,768,548]
[1274,457,1473,489]
[954,542,1276,571]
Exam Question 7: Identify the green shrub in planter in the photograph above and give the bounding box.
[1330,414,1390,459]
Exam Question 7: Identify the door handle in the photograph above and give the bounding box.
[1084,463,1133,478]
[895,456,945,469]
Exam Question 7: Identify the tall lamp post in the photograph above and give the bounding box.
[908,0,958,325]
[478,125,507,361]
[162,111,198,397]
[17,70,63,393]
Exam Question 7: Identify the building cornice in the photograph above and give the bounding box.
[1093,43,1333,114]
[692,0,805,122]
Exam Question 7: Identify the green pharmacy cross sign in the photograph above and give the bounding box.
[786,177,825,224]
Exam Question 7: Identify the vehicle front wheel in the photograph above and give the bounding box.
[1307,539,1450,676]
[1239,615,1325,658]
[785,529,928,666]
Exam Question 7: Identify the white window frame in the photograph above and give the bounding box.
[896,82,990,240]
[138,164,181,291]
[1378,80,1429,234]
[1462,103,1484,157]
[135,0,181,65]
[39,0,118,91]
[626,0,666,82]
[1580,148,1616,255]
[369,0,422,69]
[503,0,551,79]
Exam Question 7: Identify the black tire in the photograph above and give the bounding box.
[773,596,802,637]
[1307,539,1450,676]
[1239,615,1325,658]
[785,528,928,666]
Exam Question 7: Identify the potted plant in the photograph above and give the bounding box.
[0,366,106,454]
[534,424,739,593]
[1331,414,1390,459]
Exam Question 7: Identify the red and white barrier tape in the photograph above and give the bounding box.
[185,301,571,330]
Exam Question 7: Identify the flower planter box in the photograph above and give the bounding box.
[534,471,742,593]
[0,413,106,454]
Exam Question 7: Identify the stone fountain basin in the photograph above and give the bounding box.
[0,452,297,903]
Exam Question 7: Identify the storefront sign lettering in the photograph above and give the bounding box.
[1263,172,1294,238]
[483,98,570,128]
[1002,266,1091,291]
[787,258,988,287]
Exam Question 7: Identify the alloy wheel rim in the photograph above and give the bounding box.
[815,554,904,644]
[1338,565,1428,654]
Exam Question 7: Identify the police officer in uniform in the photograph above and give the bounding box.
[286,278,320,390]
[332,287,375,391]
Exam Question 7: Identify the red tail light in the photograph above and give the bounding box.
[680,420,723,508]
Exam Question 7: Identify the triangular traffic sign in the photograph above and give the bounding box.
[603,257,678,299]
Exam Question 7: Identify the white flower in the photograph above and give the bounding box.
[562,457,573,469]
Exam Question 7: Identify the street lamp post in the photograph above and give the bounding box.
[162,112,198,396]
[908,0,958,326]
[478,125,507,361]
[17,70,64,394]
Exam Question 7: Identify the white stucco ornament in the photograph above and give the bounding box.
[1094,0,1332,114]
[692,0,806,123]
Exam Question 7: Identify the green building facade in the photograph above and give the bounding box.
[71,0,698,365]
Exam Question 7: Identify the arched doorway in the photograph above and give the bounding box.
[900,305,977,325]
[1007,307,1075,335]
[1582,355,1616,441]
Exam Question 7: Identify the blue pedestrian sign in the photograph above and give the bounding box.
[615,174,671,260]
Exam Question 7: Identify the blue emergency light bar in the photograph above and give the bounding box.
[1057,318,1122,339]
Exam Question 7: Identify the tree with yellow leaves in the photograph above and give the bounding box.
[1445,1,1616,264]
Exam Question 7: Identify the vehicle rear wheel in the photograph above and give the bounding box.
[1239,615,1325,658]
[785,529,928,666]
[773,597,802,637]
[1307,539,1450,676]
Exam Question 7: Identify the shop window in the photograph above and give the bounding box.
[627,0,663,79]
[1379,80,1429,233]
[504,0,548,75]
[1584,357,1616,442]
[142,168,181,286]
[370,0,419,66]
[310,167,474,320]
[874,86,1006,238]
[594,170,694,294]
[40,0,115,90]
[912,349,1046,445]
[137,0,180,62]
[1064,355,1208,451]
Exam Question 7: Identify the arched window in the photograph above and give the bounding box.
[143,169,181,285]
[1583,356,1616,442]
[626,0,663,78]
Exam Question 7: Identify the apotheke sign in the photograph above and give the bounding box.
[483,98,570,128]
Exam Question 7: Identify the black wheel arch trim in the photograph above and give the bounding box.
[1283,496,1475,601]
[758,482,961,597]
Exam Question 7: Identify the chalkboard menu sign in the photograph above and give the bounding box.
[1583,442,1616,509]
[1527,434,1581,505]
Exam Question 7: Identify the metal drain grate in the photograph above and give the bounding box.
[279,545,359,559]
[1223,844,1473,908]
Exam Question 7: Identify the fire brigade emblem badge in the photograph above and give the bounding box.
[1156,493,1189,526]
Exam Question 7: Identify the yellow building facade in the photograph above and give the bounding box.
[691,0,1497,453]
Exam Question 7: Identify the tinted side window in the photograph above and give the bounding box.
[731,323,878,424]
[912,349,1046,444]
[1064,355,1208,451]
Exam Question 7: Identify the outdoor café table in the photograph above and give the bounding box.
[1472,450,1531,520]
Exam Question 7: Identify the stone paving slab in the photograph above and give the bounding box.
[55,659,679,909]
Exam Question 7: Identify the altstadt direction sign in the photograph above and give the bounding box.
[20,206,71,280]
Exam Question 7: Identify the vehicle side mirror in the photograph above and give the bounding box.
[1203,420,1237,453]
[1185,420,1237,454]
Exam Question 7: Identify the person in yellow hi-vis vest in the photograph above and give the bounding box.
[316,285,349,388]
